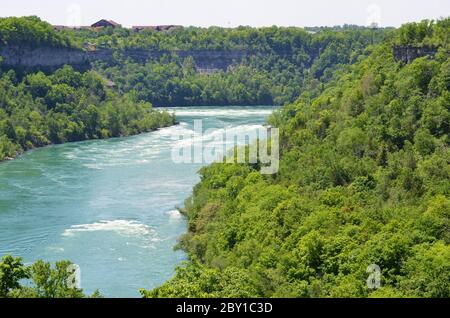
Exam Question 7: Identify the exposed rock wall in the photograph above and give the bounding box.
[0,46,258,73]
[393,45,438,63]
[0,46,90,71]
[1,44,441,77]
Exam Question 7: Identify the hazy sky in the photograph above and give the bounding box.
[1,0,449,28]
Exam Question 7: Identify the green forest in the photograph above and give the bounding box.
[0,16,72,48]
[0,19,175,161]
[82,24,389,106]
[1,16,390,106]
[0,17,389,158]
[0,65,175,161]
[0,16,449,298]
[0,255,102,298]
[142,19,450,298]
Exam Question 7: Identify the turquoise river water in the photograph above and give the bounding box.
[0,106,275,297]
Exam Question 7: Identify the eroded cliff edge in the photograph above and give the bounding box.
[0,46,256,73]
[1,44,438,74]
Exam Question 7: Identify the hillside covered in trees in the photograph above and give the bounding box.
[0,16,391,160]
[76,25,388,106]
[142,19,450,298]
[0,65,175,161]
[0,16,74,48]
[0,17,175,161]
[0,16,448,298]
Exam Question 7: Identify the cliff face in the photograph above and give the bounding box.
[0,46,255,73]
[0,46,90,71]
[3,44,438,74]
[393,45,438,63]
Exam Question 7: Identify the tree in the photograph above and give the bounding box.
[26,72,52,98]
[141,18,450,298]
[29,260,84,298]
[398,242,450,297]
[0,256,29,297]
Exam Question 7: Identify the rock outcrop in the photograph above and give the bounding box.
[3,44,438,73]
[0,45,258,73]
[393,45,438,63]
[0,46,90,71]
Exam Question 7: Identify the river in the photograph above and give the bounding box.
[0,106,276,297]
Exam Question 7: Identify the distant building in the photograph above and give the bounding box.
[132,25,182,32]
[91,19,122,28]
[157,25,182,31]
[54,21,181,32]
[131,26,156,32]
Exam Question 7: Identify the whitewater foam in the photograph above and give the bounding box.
[173,124,264,148]
[62,220,155,238]
[171,109,275,117]
[167,210,183,220]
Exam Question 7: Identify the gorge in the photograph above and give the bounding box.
[0,106,276,297]
[1,16,448,299]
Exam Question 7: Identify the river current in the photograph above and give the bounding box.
[0,106,275,297]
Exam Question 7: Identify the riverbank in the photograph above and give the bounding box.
[0,106,275,297]
[0,114,177,163]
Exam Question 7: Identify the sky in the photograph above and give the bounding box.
[0,0,449,28]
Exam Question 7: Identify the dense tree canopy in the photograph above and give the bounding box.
[1,17,389,107]
[0,16,73,48]
[86,27,388,106]
[0,16,448,298]
[0,255,100,298]
[0,65,175,161]
[142,18,449,298]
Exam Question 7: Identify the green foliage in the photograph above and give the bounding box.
[397,20,434,46]
[77,26,387,106]
[67,24,385,52]
[26,260,84,298]
[0,18,176,162]
[0,16,72,48]
[141,260,259,298]
[0,65,175,160]
[0,255,97,298]
[1,16,449,299]
[0,256,29,297]
[397,242,450,297]
[1,17,389,107]
[142,19,450,298]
